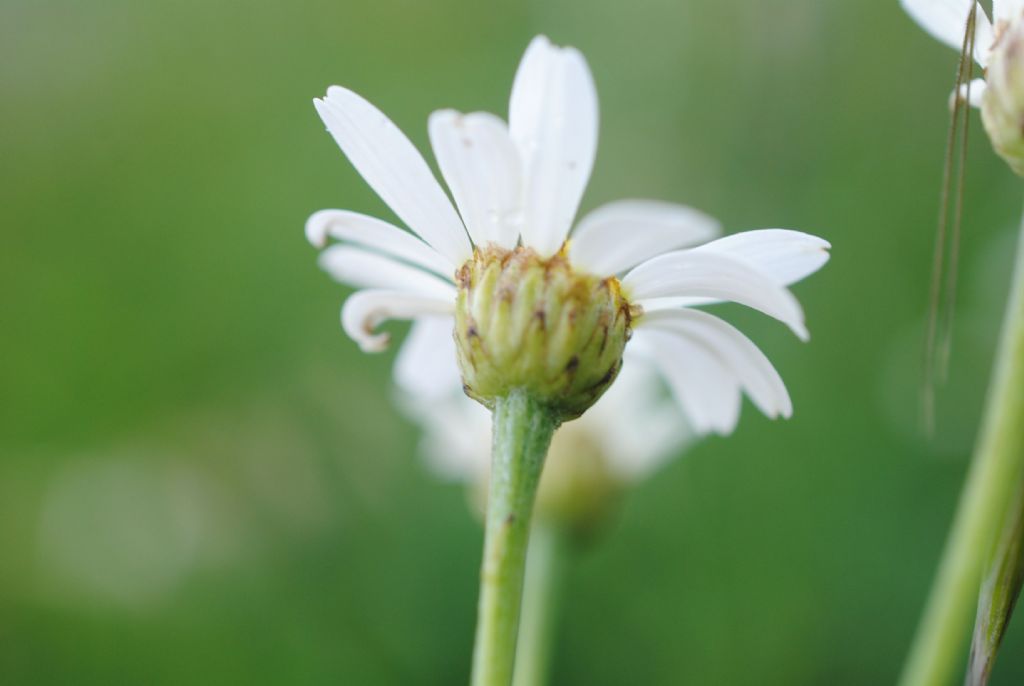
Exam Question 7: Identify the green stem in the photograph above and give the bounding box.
[899,209,1024,686]
[966,480,1024,686]
[512,520,567,686]
[470,389,558,686]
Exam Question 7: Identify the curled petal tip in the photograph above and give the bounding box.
[342,302,392,353]
[340,289,455,353]
[358,332,391,353]
[305,212,330,248]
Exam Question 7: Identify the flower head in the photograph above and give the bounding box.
[454,244,633,419]
[902,0,1024,173]
[308,36,829,430]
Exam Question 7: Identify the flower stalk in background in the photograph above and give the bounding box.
[900,2,1024,685]
[510,520,565,686]
[911,218,1024,686]
[308,35,828,685]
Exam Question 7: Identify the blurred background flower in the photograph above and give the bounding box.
[401,358,691,539]
[2,0,1023,684]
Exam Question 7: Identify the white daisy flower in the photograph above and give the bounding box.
[308,35,830,433]
[902,0,1024,172]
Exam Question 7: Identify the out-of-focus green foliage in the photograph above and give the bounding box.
[2,0,1023,683]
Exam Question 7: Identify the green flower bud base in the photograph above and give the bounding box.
[455,245,634,421]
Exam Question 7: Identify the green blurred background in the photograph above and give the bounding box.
[3,0,1023,683]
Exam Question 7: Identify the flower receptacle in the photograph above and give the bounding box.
[455,245,635,421]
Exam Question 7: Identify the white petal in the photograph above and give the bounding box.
[949,77,987,108]
[624,250,809,340]
[428,110,523,249]
[305,209,455,277]
[397,393,491,481]
[901,0,993,64]
[631,329,741,436]
[341,289,454,353]
[636,229,830,310]
[976,7,995,64]
[393,316,463,398]
[510,36,598,256]
[696,229,831,286]
[314,87,472,264]
[319,246,457,299]
[642,308,792,420]
[970,3,996,57]
[568,200,722,275]
[995,0,1024,23]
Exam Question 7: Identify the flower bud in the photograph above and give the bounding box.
[531,422,623,539]
[982,17,1024,176]
[454,245,634,420]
